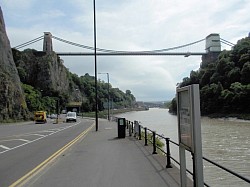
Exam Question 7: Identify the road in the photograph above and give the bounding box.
[0,117,94,187]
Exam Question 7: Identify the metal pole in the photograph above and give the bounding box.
[129,121,132,136]
[107,73,110,121]
[192,153,196,187]
[166,138,172,168]
[152,131,157,154]
[56,99,59,124]
[93,0,98,131]
[138,125,141,140]
[131,122,133,133]
[144,127,148,146]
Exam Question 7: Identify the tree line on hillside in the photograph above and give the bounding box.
[69,73,136,112]
[21,73,136,114]
[169,36,250,117]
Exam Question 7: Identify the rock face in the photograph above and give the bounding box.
[14,50,70,95]
[0,6,82,121]
[0,7,29,121]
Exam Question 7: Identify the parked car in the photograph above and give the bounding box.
[50,114,57,119]
[66,112,77,122]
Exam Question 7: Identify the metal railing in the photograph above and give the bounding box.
[125,119,250,187]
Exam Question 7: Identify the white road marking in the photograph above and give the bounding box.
[41,130,57,133]
[0,145,10,150]
[18,139,31,143]
[23,134,45,137]
[0,120,82,155]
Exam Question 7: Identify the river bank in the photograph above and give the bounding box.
[168,109,250,121]
[82,107,147,119]
[206,113,250,121]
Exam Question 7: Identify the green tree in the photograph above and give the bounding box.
[241,61,250,84]
[22,84,43,111]
[189,70,199,84]
[230,37,250,67]
[200,83,222,114]
[227,67,241,84]
[168,97,177,114]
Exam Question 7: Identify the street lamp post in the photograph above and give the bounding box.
[93,0,98,131]
[99,73,110,121]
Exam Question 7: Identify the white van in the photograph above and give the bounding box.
[66,112,77,122]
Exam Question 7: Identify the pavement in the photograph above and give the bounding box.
[25,118,193,187]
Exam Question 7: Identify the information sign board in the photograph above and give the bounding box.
[177,84,204,187]
[177,86,193,151]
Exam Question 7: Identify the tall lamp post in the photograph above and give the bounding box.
[93,0,98,131]
[99,73,110,121]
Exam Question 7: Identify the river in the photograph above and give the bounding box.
[116,108,250,187]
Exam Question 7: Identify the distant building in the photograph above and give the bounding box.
[135,101,145,108]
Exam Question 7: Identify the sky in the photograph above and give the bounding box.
[1,0,250,101]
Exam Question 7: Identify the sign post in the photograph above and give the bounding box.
[177,84,204,187]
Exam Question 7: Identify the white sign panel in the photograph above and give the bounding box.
[179,107,192,150]
[177,87,193,151]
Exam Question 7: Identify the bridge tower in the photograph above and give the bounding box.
[43,32,53,53]
[202,33,221,64]
[205,33,221,52]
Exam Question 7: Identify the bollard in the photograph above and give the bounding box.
[134,122,136,138]
[131,122,134,133]
[129,124,132,136]
[144,127,148,146]
[152,131,157,154]
[134,121,139,138]
[166,138,172,168]
[138,125,142,140]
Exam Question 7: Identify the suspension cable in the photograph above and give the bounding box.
[52,35,205,53]
[220,38,235,46]
[14,36,44,49]
[15,38,44,49]
[14,34,225,53]
[220,40,234,47]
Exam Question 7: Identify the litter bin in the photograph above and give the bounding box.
[118,118,126,138]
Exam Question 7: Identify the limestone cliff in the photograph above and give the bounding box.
[12,48,83,111]
[13,49,70,95]
[0,7,29,121]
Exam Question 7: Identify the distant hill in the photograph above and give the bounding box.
[136,101,167,108]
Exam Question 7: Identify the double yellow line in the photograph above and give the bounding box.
[10,123,95,187]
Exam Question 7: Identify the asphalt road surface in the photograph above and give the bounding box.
[0,117,94,187]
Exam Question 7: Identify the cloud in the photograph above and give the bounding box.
[1,0,35,10]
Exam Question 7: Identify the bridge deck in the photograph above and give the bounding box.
[26,118,193,187]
